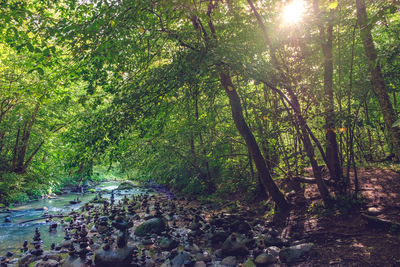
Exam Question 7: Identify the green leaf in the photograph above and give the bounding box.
[328,1,338,9]
[393,119,400,128]
[27,67,44,75]
[6,27,18,38]
[27,42,34,52]
[43,48,50,57]
[37,67,44,75]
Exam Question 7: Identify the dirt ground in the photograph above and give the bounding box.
[281,167,400,266]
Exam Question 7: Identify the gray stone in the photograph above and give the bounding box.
[94,245,135,267]
[230,220,251,234]
[159,237,178,250]
[221,234,249,257]
[266,246,280,257]
[214,249,223,258]
[210,231,229,245]
[134,217,167,237]
[254,253,276,266]
[62,256,86,267]
[221,256,237,267]
[279,243,314,263]
[42,252,62,262]
[18,254,35,267]
[34,259,59,267]
[263,234,284,247]
[196,251,211,262]
[90,225,97,233]
[59,239,73,248]
[117,181,138,190]
[194,261,207,267]
[171,251,191,267]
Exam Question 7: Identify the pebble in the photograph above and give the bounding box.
[221,256,237,267]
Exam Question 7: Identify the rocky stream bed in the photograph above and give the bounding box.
[0,181,315,267]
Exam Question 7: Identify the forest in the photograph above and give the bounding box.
[1,0,400,266]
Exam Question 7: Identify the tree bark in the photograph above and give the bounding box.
[191,7,288,210]
[14,103,40,173]
[247,0,332,206]
[313,0,342,190]
[218,66,289,210]
[355,0,400,159]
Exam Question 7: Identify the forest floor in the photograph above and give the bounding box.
[261,166,400,266]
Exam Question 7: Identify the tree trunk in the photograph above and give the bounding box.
[355,0,400,159]
[314,1,342,187]
[14,103,40,173]
[193,4,288,210]
[11,127,21,171]
[247,0,332,206]
[288,91,332,206]
[194,90,214,192]
[218,66,289,211]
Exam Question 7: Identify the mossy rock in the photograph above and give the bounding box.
[134,217,167,237]
[92,198,107,203]
[117,181,138,190]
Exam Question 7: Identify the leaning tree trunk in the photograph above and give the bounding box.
[247,0,332,206]
[355,0,400,159]
[218,66,289,211]
[191,5,289,210]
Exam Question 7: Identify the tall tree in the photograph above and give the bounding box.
[313,0,342,191]
[355,0,400,159]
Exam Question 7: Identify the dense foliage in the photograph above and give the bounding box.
[1,0,399,207]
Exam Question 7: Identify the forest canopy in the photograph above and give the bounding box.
[1,0,400,207]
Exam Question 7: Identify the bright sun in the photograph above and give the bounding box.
[282,1,306,25]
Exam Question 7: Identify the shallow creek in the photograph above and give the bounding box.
[0,182,148,256]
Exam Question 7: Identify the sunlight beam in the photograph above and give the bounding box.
[282,1,306,25]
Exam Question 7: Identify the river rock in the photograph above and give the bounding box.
[90,225,97,233]
[367,207,382,216]
[171,251,191,267]
[254,253,276,266]
[94,245,135,267]
[159,237,178,250]
[42,252,62,262]
[221,234,249,257]
[117,181,138,190]
[196,251,211,262]
[210,231,229,245]
[263,234,284,247]
[230,220,251,234]
[62,256,86,267]
[18,254,34,266]
[59,239,73,248]
[34,259,59,267]
[266,246,280,257]
[134,217,167,237]
[279,243,314,263]
[221,256,237,267]
[194,261,206,267]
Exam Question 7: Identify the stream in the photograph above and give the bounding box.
[0,181,149,256]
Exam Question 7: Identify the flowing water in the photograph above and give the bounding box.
[0,181,149,256]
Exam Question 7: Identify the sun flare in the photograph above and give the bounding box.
[282,0,306,25]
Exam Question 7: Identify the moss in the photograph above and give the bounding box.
[134,218,167,237]
[243,259,256,267]
[92,197,107,203]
